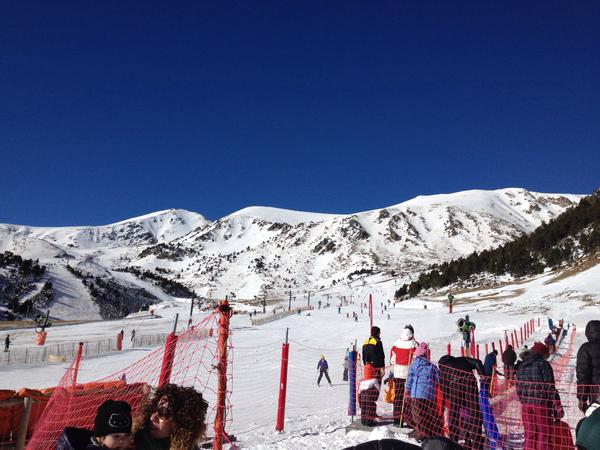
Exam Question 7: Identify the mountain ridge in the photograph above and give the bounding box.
[0,188,584,320]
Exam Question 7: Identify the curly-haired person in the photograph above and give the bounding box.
[133,384,209,450]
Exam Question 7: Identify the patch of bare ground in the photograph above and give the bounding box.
[545,251,600,285]
[570,294,598,307]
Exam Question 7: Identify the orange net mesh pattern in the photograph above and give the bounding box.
[355,325,589,449]
[26,311,234,450]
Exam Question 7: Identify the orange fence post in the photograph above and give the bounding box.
[213,300,232,450]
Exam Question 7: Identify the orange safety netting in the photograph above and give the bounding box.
[26,310,234,450]
[356,325,591,449]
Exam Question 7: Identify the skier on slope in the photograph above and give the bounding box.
[317,355,332,386]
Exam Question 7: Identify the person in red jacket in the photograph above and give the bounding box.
[390,324,418,426]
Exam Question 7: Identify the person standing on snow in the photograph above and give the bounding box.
[343,351,349,382]
[460,315,476,354]
[502,344,517,382]
[317,355,332,386]
[438,355,486,450]
[358,364,380,426]
[577,320,600,413]
[390,324,418,426]
[516,342,563,450]
[4,335,11,352]
[406,343,443,442]
[363,326,385,383]
[483,349,503,395]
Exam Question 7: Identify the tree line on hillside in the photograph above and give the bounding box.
[0,251,46,277]
[395,189,600,298]
[117,267,196,298]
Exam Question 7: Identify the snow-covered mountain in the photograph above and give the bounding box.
[0,189,583,319]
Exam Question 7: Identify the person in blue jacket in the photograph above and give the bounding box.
[405,343,443,442]
[483,350,503,395]
[317,355,332,386]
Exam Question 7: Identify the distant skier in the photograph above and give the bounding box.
[130,329,136,342]
[317,355,332,386]
[4,335,11,352]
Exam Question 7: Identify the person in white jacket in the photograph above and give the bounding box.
[389,324,418,426]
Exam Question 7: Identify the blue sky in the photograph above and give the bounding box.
[1,1,599,226]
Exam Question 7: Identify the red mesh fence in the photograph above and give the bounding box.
[354,324,591,449]
[26,310,234,450]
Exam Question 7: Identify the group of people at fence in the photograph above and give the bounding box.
[53,383,208,450]
[353,319,600,450]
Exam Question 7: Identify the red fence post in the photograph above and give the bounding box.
[276,330,290,432]
[520,327,524,345]
[461,346,465,357]
[485,343,489,355]
[116,333,123,351]
[72,342,84,385]
[159,314,180,387]
[214,300,233,450]
[499,340,503,356]
[505,331,509,348]
[491,342,495,352]
[511,332,515,349]
[447,343,451,355]
[476,344,480,360]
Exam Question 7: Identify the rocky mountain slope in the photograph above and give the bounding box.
[0,189,582,319]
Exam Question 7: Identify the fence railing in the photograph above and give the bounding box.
[250,305,313,326]
[0,332,171,366]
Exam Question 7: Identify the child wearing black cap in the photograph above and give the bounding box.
[56,400,132,450]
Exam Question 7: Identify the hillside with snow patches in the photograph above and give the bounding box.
[0,188,583,320]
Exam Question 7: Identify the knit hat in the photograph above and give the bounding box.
[94,400,132,437]
[364,364,377,380]
[414,342,429,359]
[531,342,550,359]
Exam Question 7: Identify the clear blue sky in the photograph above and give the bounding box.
[1,1,599,226]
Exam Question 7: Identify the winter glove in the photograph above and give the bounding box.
[578,399,589,413]
[553,400,564,419]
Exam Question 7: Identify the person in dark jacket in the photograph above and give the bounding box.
[421,436,466,450]
[576,401,600,450]
[317,355,332,386]
[516,342,563,450]
[56,400,132,450]
[577,320,600,413]
[363,326,385,382]
[482,350,503,395]
[438,355,485,450]
[342,438,421,450]
[544,333,556,353]
[133,384,208,450]
[502,345,517,382]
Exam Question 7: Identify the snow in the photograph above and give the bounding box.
[225,206,340,225]
[1,260,598,449]
[0,188,584,309]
